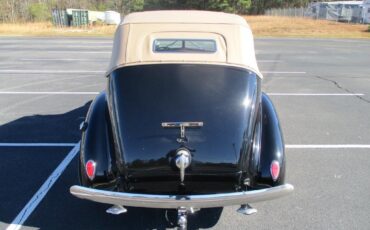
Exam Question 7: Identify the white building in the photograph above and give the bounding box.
[361,0,370,23]
[308,1,370,23]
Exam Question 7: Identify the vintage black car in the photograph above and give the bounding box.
[70,11,294,229]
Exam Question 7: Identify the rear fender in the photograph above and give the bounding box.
[80,92,116,187]
[250,93,285,188]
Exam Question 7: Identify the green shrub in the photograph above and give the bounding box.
[95,3,108,11]
[143,0,251,14]
[28,3,50,21]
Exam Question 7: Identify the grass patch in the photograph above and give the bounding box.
[245,16,370,39]
[0,16,369,39]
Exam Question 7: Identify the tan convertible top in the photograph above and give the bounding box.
[107,11,262,78]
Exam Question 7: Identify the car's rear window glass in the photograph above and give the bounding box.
[153,39,217,53]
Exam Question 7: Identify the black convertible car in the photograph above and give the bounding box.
[70,10,294,229]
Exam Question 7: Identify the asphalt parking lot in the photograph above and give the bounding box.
[1,37,370,230]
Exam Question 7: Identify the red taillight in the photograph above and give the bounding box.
[270,160,280,181]
[85,160,96,180]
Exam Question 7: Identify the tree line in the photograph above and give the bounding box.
[0,0,315,22]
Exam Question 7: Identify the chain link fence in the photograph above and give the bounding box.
[265,7,309,18]
[265,3,369,24]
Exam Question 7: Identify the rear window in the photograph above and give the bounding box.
[153,39,217,53]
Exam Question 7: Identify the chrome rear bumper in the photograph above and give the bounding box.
[70,184,294,209]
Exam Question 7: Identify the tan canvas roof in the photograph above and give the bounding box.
[107,11,262,78]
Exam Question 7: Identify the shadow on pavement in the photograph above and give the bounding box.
[0,102,91,226]
[0,101,223,229]
[0,102,91,143]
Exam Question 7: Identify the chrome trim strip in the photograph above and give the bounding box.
[70,184,294,209]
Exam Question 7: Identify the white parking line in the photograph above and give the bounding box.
[261,71,306,74]
[267,93,364,96]
[0,143,76,147]
[0,92,99,95]
[258,60,284,63]
[50,45,111,48]
[47,51,111,54]
[286,144,370,149]
[0,41,112,45]
[2,45,112,49]
[0,92,364,97]
[6,142,80,230]
[3,143,370,149]
[19,58,107,62]
[0,70,305,74]
[0,70,105,74]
